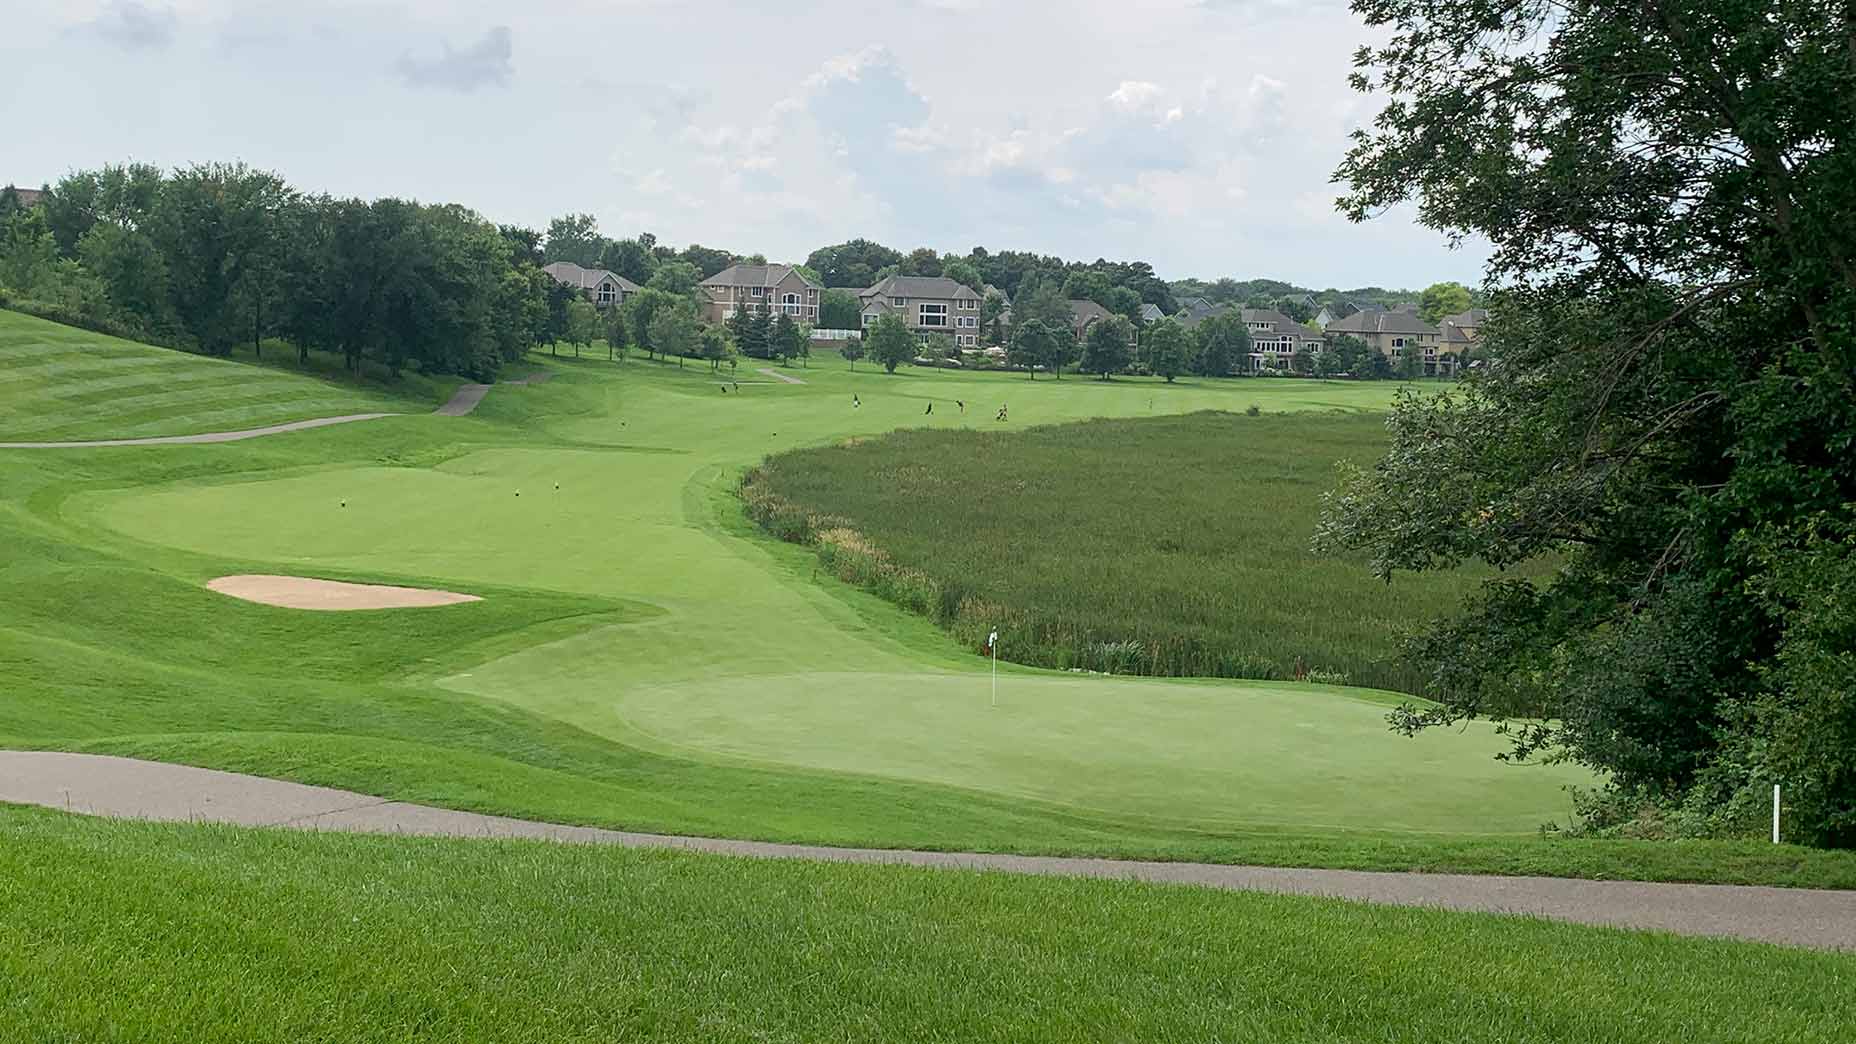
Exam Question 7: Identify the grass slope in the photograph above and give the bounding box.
[0,310,458,440]
[744,410,1509,690]
[4,337,1854,885]
[3,808,1852,1043]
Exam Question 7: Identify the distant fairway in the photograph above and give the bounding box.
[0,310,455,440]
[70,366,1583,837]
[21,324,1854,886]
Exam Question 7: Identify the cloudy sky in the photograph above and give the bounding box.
[1,0,1487,289]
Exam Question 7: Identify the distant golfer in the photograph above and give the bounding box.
[956,400,966,414]
[853,394,861,408]
[925,402,933,415]
[996,404,1008,422]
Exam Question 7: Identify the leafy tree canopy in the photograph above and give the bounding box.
[1319,0,1856,846]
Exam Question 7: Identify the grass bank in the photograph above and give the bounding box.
[0,309,460,441]
[2,807,1851,1043]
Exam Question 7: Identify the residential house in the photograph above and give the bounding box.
[1438,307,1489,363]
[3,186,44,209]
[1240,308,1325,371]
[1324,309,1452,375]
[1066,298,1115,341]
[858,275,987,347]
[700,263,821,325]
[1313,302,1353,329]
[1174,298,1233,330]
[1439,307,1488,339]
[542,261,639,308]
[1139,302,1167,324]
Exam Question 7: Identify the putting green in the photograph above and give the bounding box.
[610,671,1585,833]
[73,362,1590,835]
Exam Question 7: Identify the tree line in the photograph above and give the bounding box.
[1,164,579,379]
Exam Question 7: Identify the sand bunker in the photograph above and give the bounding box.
[207,575,481,611]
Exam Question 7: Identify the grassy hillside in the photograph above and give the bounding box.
[0,310,459,441]
[3,807,1851,1043]
[4,351,1852,883]
[744,410,1505,691]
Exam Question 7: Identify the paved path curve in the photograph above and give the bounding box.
[0,372,546,449]
[756,367,807,385]
[3,751,1850,951]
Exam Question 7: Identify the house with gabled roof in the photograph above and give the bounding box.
[1066,298,1117,341]
[858,274,987,347]
[1174,298,1234,330]
[1241,308,1324,372]
[2,185,45,210]
[701,263,821,325]
[1438,307,1489,363]
[1324,309,1455,375]
[543,261,639,308]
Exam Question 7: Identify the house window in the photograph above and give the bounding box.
[596,285,616,305]
[959,335,975,347]
[919,303,948,327]
[893,297,908,306]
[960,299,977,310]
[1391,337,1407,349]
[862,313,878,327]
[958,316,976,328]
[782,293,801,315]
[752,287,764,297]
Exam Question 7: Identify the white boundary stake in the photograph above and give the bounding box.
[989,629,999,708]
[1773,783,1782,844]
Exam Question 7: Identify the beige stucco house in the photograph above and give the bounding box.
[542,261,639,308]
[1324,309,1454,375]
[857,275,986,347]
[701,263,821,325]
[1240,308,1325,371]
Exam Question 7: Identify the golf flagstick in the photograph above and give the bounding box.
[989,630,998,707]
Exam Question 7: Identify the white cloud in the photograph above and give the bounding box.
[396,26,513,92]
[73,1,177,51]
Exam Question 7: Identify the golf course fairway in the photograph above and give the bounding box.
[61,355,1591,837]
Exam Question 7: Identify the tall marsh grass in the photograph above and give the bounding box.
[743,410,1514,692]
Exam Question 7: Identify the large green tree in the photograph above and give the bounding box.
[866,313,915,373]
[1146,318,1192,382]
[1318,0,1856,846]
[152,162,293,357]
[1006,318,1060,379]
[646,260,702,297]
[805,239,903,288]
[1191,311,1249,377]
[543,213,602,266]
[1080,316,1134,379]
[1418,281,1472,323]
[646,300,700,363]
[818,288,861,330]
[771,312,808,363]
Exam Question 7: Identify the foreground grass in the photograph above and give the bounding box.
[0,309,459,440]
[1,807,1850,1043]
[744,411,1514,691]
